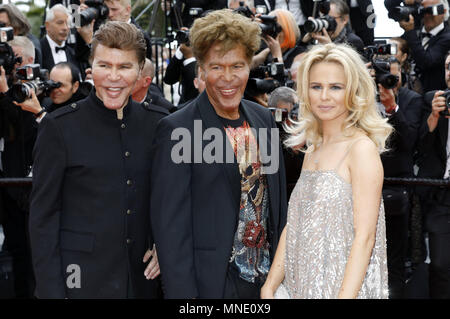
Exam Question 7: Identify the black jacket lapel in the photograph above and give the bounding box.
[196,92,241,211]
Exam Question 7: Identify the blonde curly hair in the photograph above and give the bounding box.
[284,43,393,153]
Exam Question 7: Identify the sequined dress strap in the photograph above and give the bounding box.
[334,137,368,171]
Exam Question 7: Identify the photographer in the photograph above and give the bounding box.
[416,51,450,298]
[267,86,303,200]
[14,62,87,118]
[385,0,423,29]
[302,0,364,54]
[252,8,304,70]
[0,35,38,298]
[377,57,425,298]
[396,0,450,92]
[163,39,198,105]
[0,3,42,66]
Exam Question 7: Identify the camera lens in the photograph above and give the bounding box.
[11,83,32,103]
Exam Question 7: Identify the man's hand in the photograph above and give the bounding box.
[13,89,43,115]
[85,68,93,82]
[77,19,95,44]
[399,15,415,32]
[262,34,283,63]
[427,90,448,132]
[143,244,160,280]
[311,28,332,44]
[378,84,397,113]
[180,43,193,59]
[0,66,9,93]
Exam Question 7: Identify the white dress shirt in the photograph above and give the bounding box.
[46,34,67,65]
[421,22,444,50]
[275,0,306,25]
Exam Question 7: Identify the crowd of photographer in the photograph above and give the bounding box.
[0,0,449,299]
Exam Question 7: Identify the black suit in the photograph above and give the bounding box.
[402,25,450,92]
[39,36,78,75]
[381,87,424,299]
[346,0,374,46]
[416,102,450,298]
[150,91,287,298]
[163,55,197,104]
[30,91,167,298]
[0,95,37,298]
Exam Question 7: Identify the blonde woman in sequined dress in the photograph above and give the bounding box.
[261,43,392,299]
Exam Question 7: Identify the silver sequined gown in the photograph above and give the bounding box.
[282,169,389,299]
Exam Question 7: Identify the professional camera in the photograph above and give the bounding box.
[10,64,61,103]
[393,2,444,22]
[303,15,337,33]
[424,89,450,117]
[174,8,204,45]
[259,15,282,39]
[251,62,288,85]
[0,26,22,75]
[268,102,299,123]
[233,1,254,18]
[364,43,397,60]
[372,59,399,89]
[247,62,292,97]
[364,42,399,89]
[78,0,109,28]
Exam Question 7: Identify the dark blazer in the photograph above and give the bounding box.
[29,91,167,298]
[416,110,450,233]
[163,56,198,104]
[346,0,374,46]
[417,111,449,197]
[402,25,450,92]
[150,91,288,298]
[382,87,425,178]
[39,36,78,74]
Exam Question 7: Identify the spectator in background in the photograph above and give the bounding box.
[0,35,38,299]
[132,58,175,114]
[416,51,450,299]
[14,62,87,117]
[377,57,424,298]
[105,0,153,59]
[252,9,303,70]
[176,65,206,110]
[346,0,375,46]
[267,86,303,200]
[163,40,197,105]
[397,0,450,93]
[40,5,80,78]
[388,36,425,93]
[0,3,42,66]
[303,0,365,54]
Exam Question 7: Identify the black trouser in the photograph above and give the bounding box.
[1,193,34,298]
[426,201,450,299]
[223,265,265,299]
[385,212,409,299]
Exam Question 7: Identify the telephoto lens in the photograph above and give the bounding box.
[304,15,337,33]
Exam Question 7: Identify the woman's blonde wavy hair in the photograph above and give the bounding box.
[284,43,393,153]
